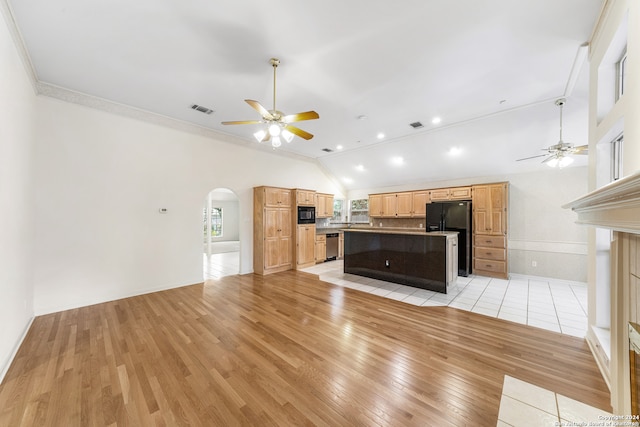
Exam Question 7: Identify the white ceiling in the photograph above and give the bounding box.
[8,0,604,190]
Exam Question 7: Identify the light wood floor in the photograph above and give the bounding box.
[0,271,611,426]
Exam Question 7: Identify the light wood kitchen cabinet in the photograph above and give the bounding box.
[264,187,291,207]
[254,186,293,275]
[430,186,472,201]
[295,189,316,206]
[472,183,508,279]
[381,193,397,218]
[316,193,334,218]
[338,232,344,259]
[370,191,429,217]
[296,225,316,268]
[396,192,413,217]
[369,194,383,217]
[411,191,430,217]
[429,188,451,201]
[472,184,507,235]
[450,186,472,200]
[315,234,326,262]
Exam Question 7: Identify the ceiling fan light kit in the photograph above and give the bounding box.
[222,58,319,148]
[516,97,588,167]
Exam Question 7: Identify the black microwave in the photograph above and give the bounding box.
[297,206,316,224]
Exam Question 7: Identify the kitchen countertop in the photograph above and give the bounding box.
[343,228,458,237]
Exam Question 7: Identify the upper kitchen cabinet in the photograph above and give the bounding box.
[395,192,413,217]
[472,183,507,236]
[369,194,382,217]
[369,190,429,218]
[294,189,315,206]
[316,193,334,218]
[411,191,430,217]
[264,187,292,207]
[430,186,472,201]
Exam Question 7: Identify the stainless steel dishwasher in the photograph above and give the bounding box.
[326,233,339,261]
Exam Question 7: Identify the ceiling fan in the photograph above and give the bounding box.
[517,98,588,167]
[221,58,319,148]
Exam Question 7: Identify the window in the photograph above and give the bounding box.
[617,52,627,100]
[611,134,623,181]
[332,199,344,222]
[350,199,369,223]
[203,206,223,238]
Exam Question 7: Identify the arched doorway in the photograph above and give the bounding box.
[203,188,240,279]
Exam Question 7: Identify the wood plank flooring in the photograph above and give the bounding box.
[0,271,611,426]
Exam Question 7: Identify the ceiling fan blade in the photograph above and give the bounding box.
[245,99,274,120]
[284,125,314,140]
[282,111,319,123]
[541,155,556,164]
[516,154,548,161]
[572,145,589,154]
[221,120,263,125]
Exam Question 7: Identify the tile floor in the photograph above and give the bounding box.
[303,260,589,337]
[203,250,240,279]
[498,376,612,427]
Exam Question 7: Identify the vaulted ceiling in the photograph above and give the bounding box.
[8,0,604,190]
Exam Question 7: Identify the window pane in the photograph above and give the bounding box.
[210,207,223,237]
[350,198,369,222]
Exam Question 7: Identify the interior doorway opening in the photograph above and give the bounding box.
[203,188,240,279]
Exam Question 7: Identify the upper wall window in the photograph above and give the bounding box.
[617,52,627,100]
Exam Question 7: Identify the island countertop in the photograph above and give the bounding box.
[343,228,458,237]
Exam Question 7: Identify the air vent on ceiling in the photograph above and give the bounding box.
[191,104,214,115]
[322,148,334,152]
[409,121,424,129]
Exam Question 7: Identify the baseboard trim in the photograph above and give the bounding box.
[0,315,34,384]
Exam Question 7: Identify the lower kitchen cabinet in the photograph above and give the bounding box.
[296,225,316,269]
[315,234,326,263]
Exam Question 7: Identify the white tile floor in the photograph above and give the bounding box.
[303,260,589,337]
[203,250,240,279]
[498,376,611,427]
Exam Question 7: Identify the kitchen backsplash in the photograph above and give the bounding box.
[318,218,425,229]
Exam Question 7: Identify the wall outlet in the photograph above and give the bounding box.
[532,260,537,267]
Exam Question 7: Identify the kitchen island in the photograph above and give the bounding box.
[343,229,458,293]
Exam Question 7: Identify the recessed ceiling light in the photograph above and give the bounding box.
[377,132,385,139]
[336,145,343,150]
[432,117,442,124]
[448,147,462,156]
[355,164,365,172]
[391,156,404,166]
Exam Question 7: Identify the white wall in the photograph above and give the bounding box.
[32,96,342,315]
[0,9,36,380]
[348,166,588,281]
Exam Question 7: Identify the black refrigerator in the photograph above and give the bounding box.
[426,201,472,276]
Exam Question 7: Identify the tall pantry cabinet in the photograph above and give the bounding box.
[472,183,508,279]
[254,186,293,275]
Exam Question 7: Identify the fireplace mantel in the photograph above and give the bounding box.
[563,171,640,234]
